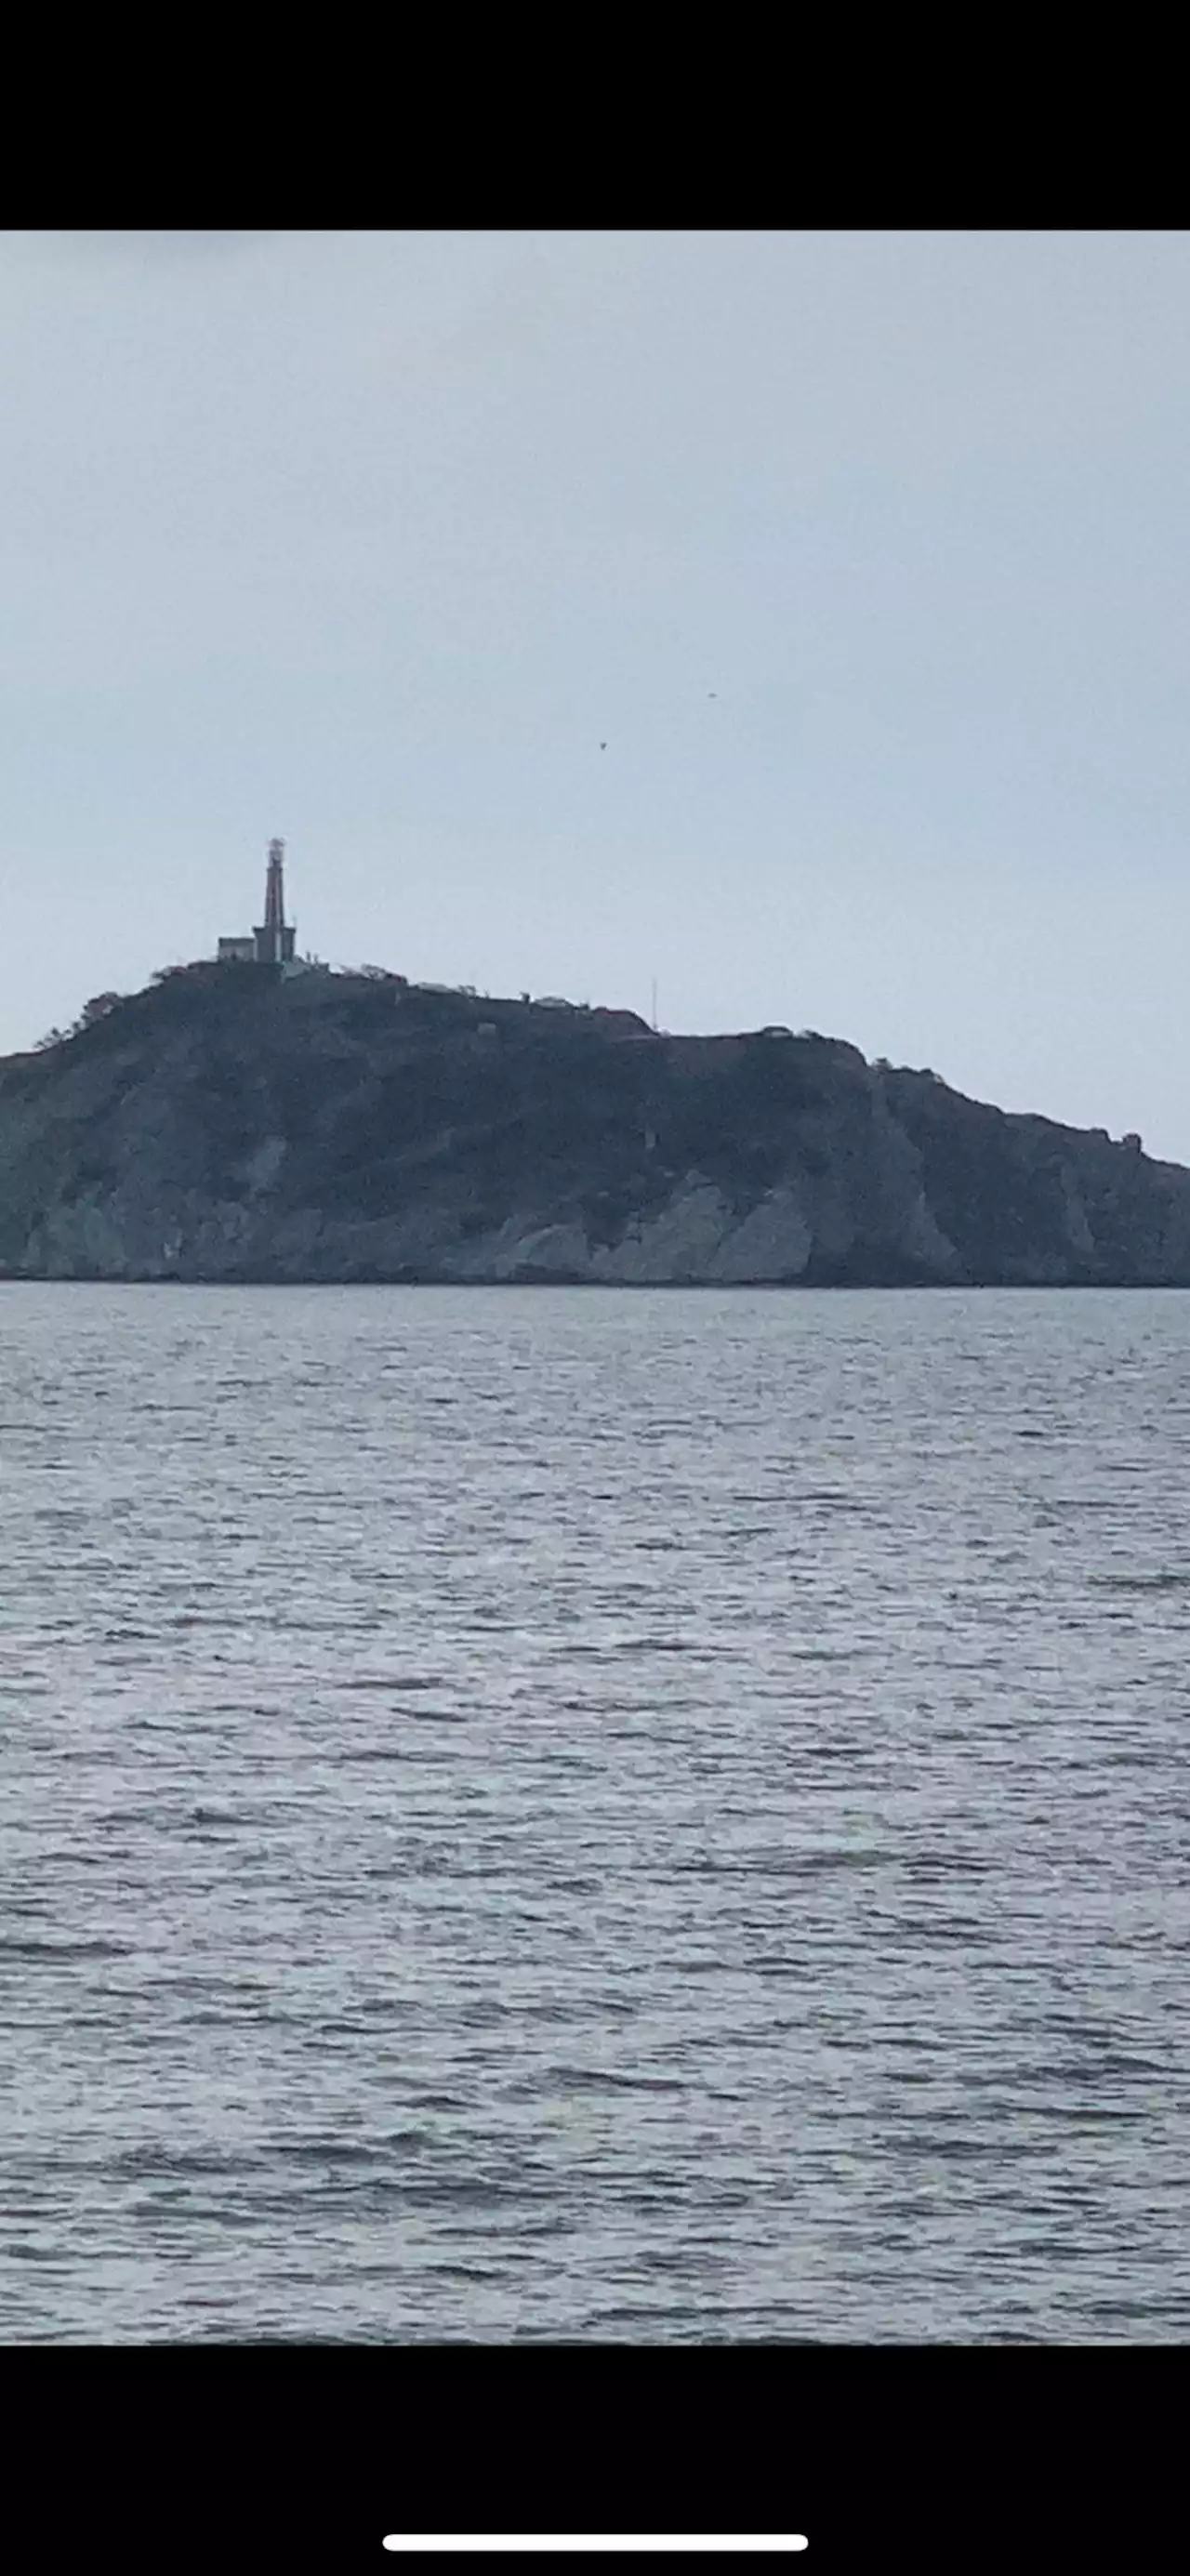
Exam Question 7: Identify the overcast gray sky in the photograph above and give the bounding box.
[5,229,1190,1153]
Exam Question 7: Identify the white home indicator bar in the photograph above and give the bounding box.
[382,2543,809,2556]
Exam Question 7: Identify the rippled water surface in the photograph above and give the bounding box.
[4,1283,1190,2342]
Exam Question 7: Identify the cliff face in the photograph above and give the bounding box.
[1,965,1188,1286]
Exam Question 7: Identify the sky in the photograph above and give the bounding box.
[5,228,1190,1154]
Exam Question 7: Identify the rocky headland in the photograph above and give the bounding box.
[0,963,1186,1286]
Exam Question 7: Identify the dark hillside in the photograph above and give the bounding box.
[2,966,1186,1285]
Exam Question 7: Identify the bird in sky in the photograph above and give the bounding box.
[600,741,607,749]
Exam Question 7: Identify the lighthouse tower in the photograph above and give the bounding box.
[253,839,296,965]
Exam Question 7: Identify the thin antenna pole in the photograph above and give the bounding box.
[651,978,658,1032]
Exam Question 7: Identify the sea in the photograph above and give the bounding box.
[3,1281,1189,2343]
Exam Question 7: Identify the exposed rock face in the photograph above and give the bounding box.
[1,964,1188,1285]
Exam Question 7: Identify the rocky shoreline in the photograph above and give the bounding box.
[2,963,1186,1288]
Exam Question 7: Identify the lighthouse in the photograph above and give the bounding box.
[253,839,296,965]
[217,839,302,968]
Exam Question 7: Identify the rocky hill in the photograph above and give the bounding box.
[0,962,1187,1286]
